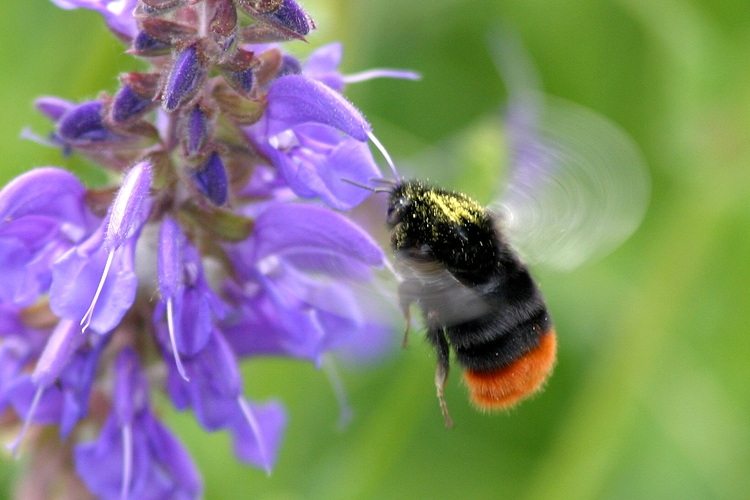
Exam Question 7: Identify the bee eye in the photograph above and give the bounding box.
[387,197,410,225]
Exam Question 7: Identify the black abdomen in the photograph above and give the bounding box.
[444,250,551,372]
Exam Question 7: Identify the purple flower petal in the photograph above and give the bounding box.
[265,75,371,141]
[113,348,149,425]
[0,167,89,226]
[249,203,384,266]
[75,410,201,500]
[50,0,139,40]
[35,96,76,122]
[50,226,138,334]
[303,42,344,91]
[267,126,381,210]
[304,42,342,75]
[231,399,286,471]
[6,376,65,424]
[31,319,85,388]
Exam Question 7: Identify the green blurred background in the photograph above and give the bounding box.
[2,0,750,499]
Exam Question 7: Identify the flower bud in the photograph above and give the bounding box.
[132,30,172,56]
[263,0,314,36]
[57,101,115,143]
[193,152,228,206]
[112,84,154,123]
[162,44,206,112]
[185,105,209,156]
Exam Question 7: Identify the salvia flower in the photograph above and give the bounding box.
[2,1,417,497]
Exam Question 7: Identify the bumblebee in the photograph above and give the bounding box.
[388,180,556,427]
[347,32,648,427]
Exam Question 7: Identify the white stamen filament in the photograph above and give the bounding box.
[322,356,353,431]
[366,131,399,181]
[343,69,421,84]
[167,297,189,381]
[81,250,116,333]
[237,397,271,476]
[120,423,133,500]
[6,386,44,459]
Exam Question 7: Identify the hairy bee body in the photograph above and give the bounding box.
[388,180,556,425]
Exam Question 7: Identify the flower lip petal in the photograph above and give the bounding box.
[303,42,342,75]
[251,202,384,266]
[35,96,76,122]
[113,348,149,424]
[0,167,88,226]
[50,0,139,40]
[265,75,371,141]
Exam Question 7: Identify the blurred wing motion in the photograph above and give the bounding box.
[490,30,651,270]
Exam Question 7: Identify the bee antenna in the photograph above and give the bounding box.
[341,178,392,194]
[366,131,400,181]
[370,177,397,186]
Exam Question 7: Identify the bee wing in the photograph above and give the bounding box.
[489,30,650,270]
[393,257,493,325]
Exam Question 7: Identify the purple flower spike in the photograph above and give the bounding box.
[113,84,154,123]
[163,45,206,112]
[193,152,228,205]
[9,0,418,492]
[75,348,202,500]
[57,101,118,144]
[265,75,371,141]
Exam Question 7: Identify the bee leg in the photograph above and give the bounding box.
[397,283,414,348]
[401,308,412,348]
[427,326,454,428]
